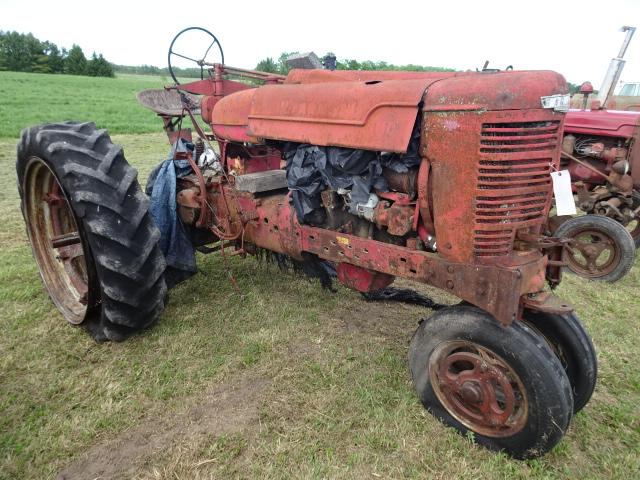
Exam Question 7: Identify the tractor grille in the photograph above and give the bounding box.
[473,120,560,257]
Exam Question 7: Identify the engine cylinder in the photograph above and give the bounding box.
[383,167,418,196]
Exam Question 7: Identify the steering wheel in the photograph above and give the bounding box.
[167,27,224,85]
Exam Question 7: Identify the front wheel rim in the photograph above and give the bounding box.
[23,157,90,324]
[428,340,529,438]
[563,228,620,277]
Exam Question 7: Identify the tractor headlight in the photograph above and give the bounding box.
[540,94,570,112]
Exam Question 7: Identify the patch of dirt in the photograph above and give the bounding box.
[56,375,270,480]
[333,299,422,337]
[331,279,457,339]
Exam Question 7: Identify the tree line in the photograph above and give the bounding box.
[112,63,204,79]
[0,31,114,77]
[255,53,588,94]
[256,52,455,75]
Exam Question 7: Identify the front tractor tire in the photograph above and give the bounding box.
[17,122,167,342]
[521,309,597,413]
[409,306,573,459]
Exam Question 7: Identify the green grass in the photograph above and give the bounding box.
[0,72,173,138]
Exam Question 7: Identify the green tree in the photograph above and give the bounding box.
[256,57,278,73]
[86,52,99,76]
[87,52,114,77]
[44,42,65,73]
[97,54,114,77]
[0,31,6,70]
[65,44,87,75]
[0,31,42,71]
[255,52,300,75]
[32,40,56,74]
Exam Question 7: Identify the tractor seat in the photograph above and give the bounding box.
[137,89,201,116]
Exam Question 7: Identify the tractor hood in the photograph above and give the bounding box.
[564,108,640,138]
[211,77,439,152]
[210,70,568,152]
[247,78,437,152]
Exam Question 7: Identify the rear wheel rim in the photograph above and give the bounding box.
[429,340,529,438]
[23,157,89,324]
[563,228,619,278]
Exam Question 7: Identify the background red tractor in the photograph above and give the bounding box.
[554,26,639,281]
[17,27,597,459]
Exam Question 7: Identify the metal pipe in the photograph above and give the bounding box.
[561,151,610,180]
[597,26,636,106]
[201,63,287,82]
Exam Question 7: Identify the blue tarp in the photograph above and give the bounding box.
[146,139,197,287]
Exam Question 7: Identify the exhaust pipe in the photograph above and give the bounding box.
[597,26,636,108]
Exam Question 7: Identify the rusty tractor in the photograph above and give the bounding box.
[17,27,598,459]
[554,26,639,281]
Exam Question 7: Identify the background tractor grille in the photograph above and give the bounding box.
[473,121,560,257]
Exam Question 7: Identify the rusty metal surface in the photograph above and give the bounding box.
[224,144,282,175]
[521,291,573,315]
[423,108,564,265]
[428,340,529,438]
[137,89,200,116]
[210,89,259,143]
[423,70,568,111]
[196,179,549,324]
[297,223,525,321]
[190,192,549,324]
[22,157,90,324]
[563,227,621,278]
[372,201,414,236]
[420,71,567,265]
[382,167,418,196]
[336,263,394,292]
[415,158,434,234]
[247,79,437,152]
[285,69,457,84]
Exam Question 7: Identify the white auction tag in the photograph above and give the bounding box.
[551,170,577,216]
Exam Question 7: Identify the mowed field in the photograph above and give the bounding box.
[0,71,170,138]
[0,71,639,479]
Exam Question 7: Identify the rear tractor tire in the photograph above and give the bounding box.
[17,122,167,342]
[554,215,635,282]
[409,305,573,459]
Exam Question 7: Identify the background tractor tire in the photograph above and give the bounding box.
[554,215,635,282]
[17,121,167,342]
[409,305,573,459]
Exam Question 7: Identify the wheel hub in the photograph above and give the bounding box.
[429,341,528,437]
[460,381,483,404]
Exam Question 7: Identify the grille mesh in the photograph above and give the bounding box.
[474,121,560,257]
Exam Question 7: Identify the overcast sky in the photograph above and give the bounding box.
[2,0,639,86]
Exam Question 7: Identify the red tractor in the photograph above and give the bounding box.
[555,26,639,281]
[17,28,597,459]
